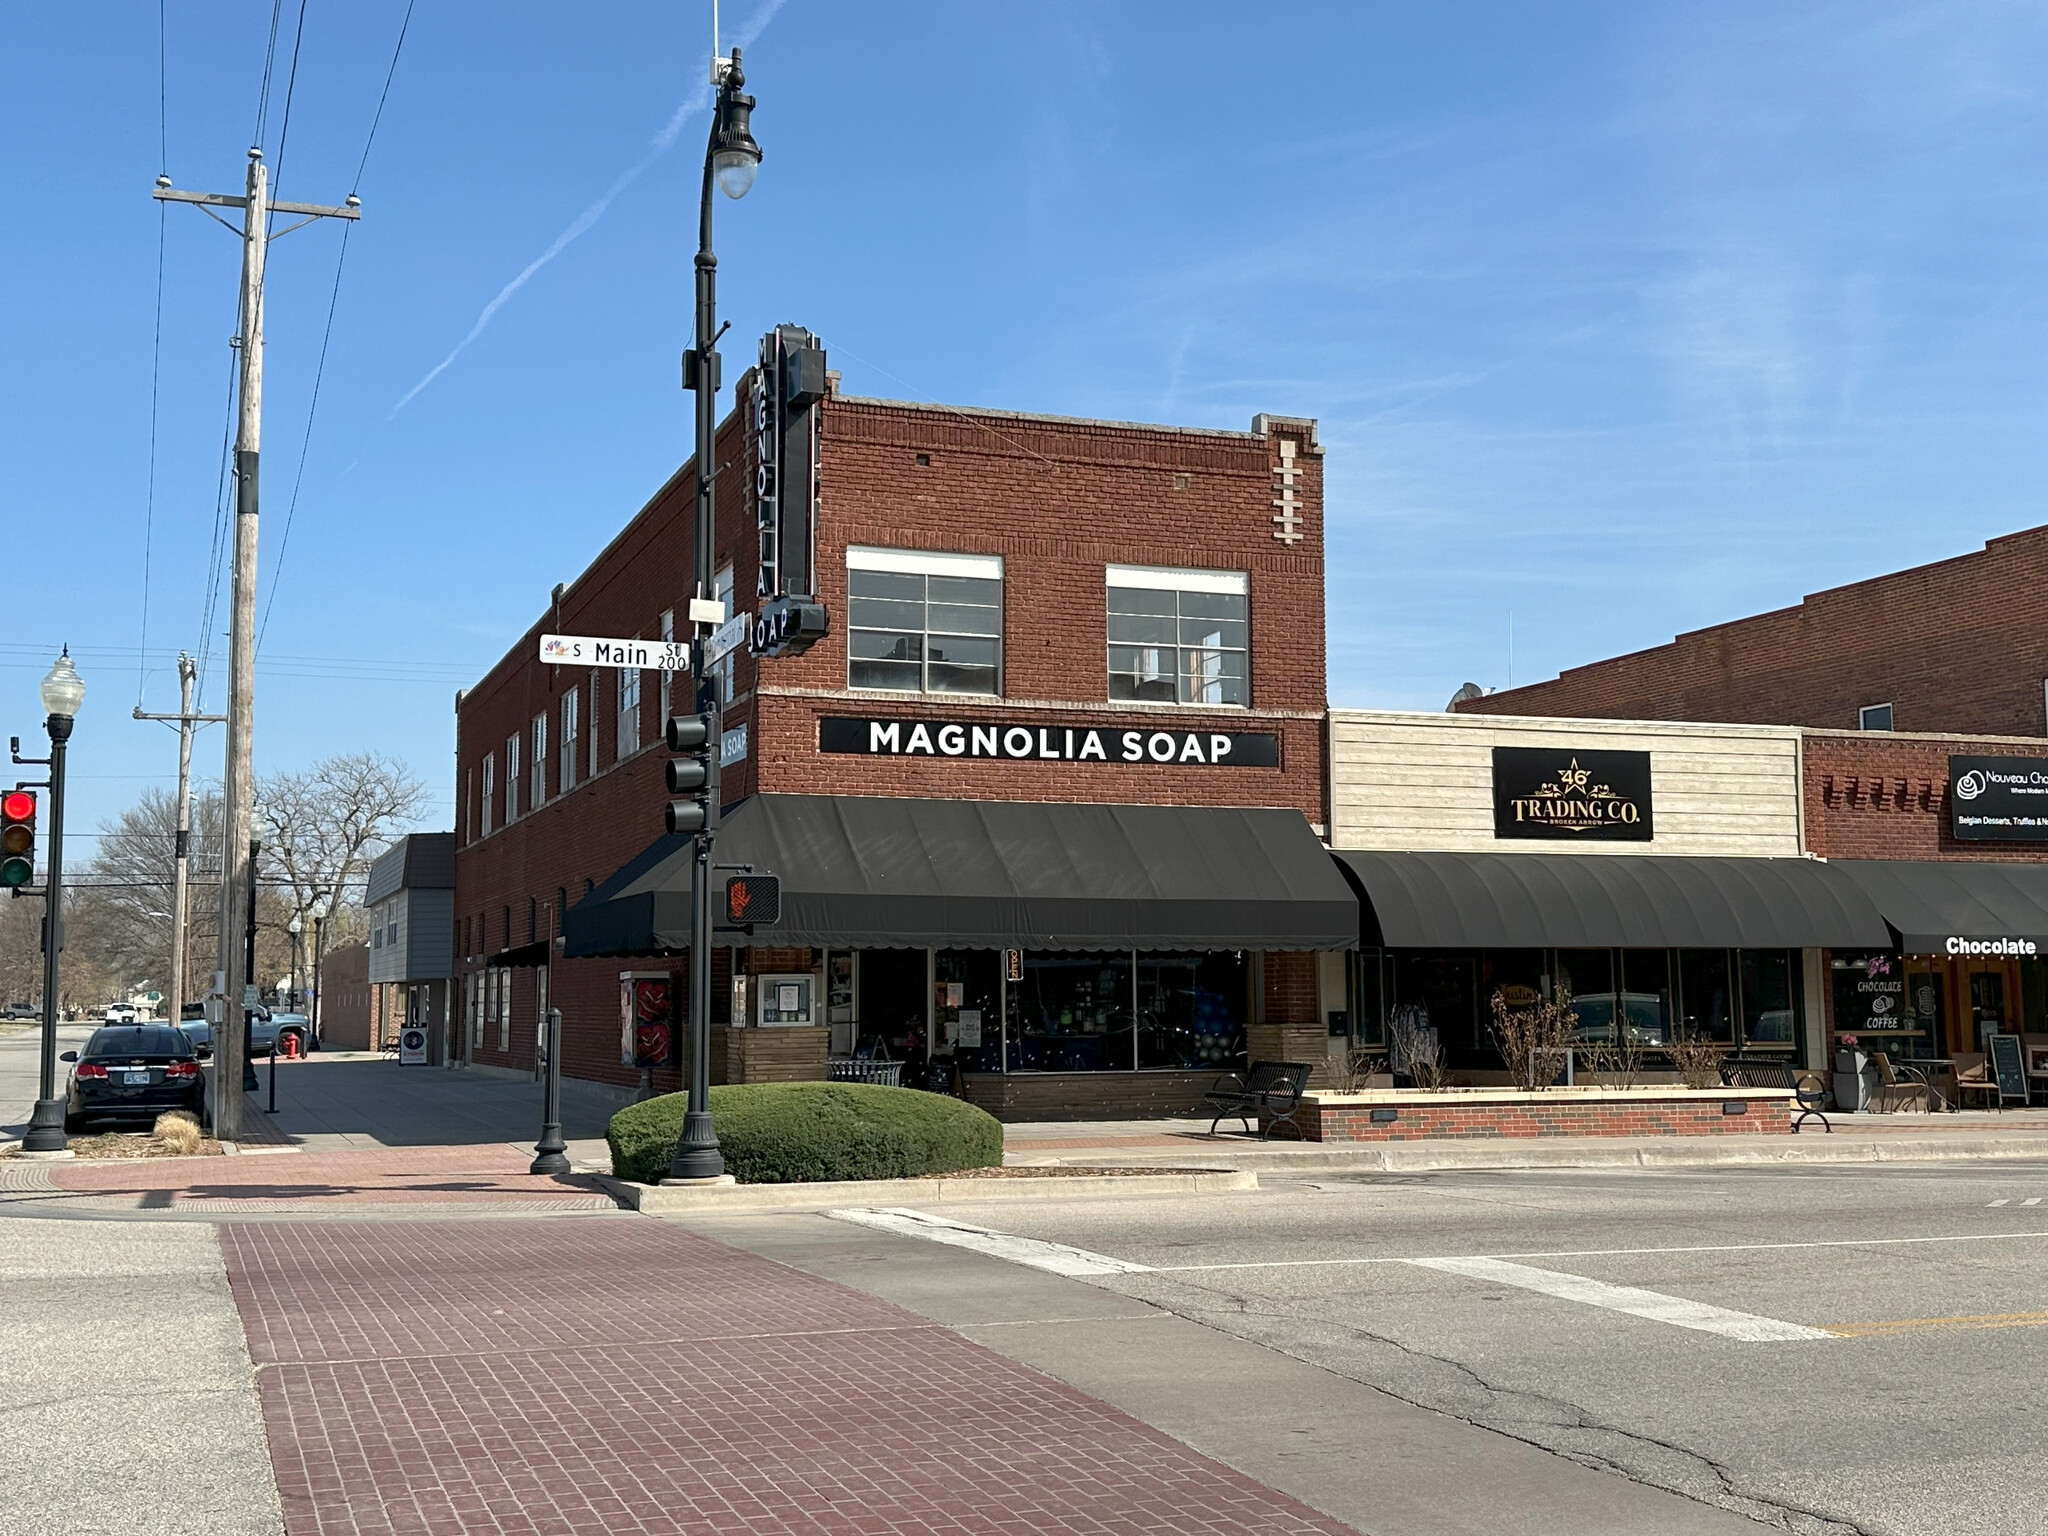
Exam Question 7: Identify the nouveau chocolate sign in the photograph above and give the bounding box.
[1949,754,2048,842]
[819,716,1279,767]
[1492,747,1654,841]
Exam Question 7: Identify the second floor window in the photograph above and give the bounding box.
[505,732,522,822]
[480,754,495,837]
[847,546,1002,695]
[1106,565,1249,707]
[617,665,641,758]
[530,712,548,808]
[560,687,580,791]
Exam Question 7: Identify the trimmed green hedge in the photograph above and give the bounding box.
[607,1081,1004,1185]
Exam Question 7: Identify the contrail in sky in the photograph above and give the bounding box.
[389,0,786,419]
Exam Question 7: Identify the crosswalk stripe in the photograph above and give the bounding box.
[827,1207,1155,1276]
[1404,1255,1834,1342]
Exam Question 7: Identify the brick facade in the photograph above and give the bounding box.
[452,388,1329,1097]
[1455,528,2047,738]
[316,942,370,1050]
[1804,731,2048,864]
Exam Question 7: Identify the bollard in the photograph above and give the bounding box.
[530,1007,569,1175]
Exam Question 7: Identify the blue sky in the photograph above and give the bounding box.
[3,0,2041,846]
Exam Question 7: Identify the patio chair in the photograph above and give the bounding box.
[1948,1052,2002,1111]
[1870,1052,1937,1113]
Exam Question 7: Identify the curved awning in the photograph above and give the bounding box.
[1331,849,1892,951]
[1825,859,2048,954]
[567,793,1358,955]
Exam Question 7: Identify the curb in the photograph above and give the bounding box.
[602,1168,1259,1212]
[1049,1133,2046,1174]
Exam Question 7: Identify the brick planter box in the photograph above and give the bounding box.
[1279,1086,1797,1141]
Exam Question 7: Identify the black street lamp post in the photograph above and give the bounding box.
[309,888,330,1047]
[666,48,762,1184]
[242,836,261,1091]
[22,650,85,1156]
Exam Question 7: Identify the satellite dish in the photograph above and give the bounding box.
[1446,682,1486,711]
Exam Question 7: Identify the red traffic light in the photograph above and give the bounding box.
[725,874,780,926]
[1,791,34,822]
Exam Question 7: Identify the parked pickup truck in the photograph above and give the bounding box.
[178,1005,288,1057]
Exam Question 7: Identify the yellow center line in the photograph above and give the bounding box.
[1819,1311,2048,1337]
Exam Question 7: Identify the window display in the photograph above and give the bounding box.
[1136,952,1248,1069]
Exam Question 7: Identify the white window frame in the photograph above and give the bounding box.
[560,687,579,791]
[1858,702,1895,731]
[505,732,522,822]
[1105,563,1250,708]
[845,546,1004,696]
[530,712,548,808]
[480,754,495,837]
[463,767,472,843]
[617,664,641,759]
[711,565,737,704]
[588,669,601,779]
[496,968,511,1051]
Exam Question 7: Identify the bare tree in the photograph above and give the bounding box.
[1488,985,1580,1091]
[69,787,224,998]
[259,752,429,949]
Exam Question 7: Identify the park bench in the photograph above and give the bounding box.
[1719,1056,1830,1133]
[1204,1060,1315,1140]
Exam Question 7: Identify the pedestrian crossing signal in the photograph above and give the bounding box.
[725,874,779,926]
[0,790,35,889]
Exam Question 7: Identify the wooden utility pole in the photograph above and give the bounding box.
[155,150,359,1140]
[133,653,224,1027]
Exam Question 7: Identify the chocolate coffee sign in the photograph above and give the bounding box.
[1492,747,1654,841]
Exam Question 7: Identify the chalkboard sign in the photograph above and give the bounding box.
[1987,1033,2029,1106]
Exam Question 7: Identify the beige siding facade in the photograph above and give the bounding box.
[1327,709,1804,857]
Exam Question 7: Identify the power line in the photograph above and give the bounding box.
[267,0,310,201]
[353,0,414,192]
[251,0,286,150]
[194,344,242,709]
[256,0,414,652]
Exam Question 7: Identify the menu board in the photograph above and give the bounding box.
[1987,1033,2029,1105]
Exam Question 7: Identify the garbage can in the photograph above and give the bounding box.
[1832,1046,1872,1112]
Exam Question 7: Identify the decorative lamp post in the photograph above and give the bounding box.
[21,649,85,1155]
[287,913,303,1011]
[308,889,331,1047]
[665,48,761,1185]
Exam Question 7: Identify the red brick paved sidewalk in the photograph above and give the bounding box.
[222,1218,1360,1536]
[48,1143,613,1213]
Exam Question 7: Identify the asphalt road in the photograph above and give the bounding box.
[684,1160,2048,1536]
[0,1019,93,1140]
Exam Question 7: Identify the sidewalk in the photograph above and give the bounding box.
[226,1216,1361,1536]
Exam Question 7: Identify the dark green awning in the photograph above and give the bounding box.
[565,793,1357,955]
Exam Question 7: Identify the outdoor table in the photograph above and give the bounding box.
[1901,1058,1957,1111]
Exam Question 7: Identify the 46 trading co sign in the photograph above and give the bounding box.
[819,716,1279,767]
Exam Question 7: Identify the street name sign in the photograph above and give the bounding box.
[540,634,690,670]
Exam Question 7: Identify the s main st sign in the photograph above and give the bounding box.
[1492,746,1654,841]
[820,716,1279,767]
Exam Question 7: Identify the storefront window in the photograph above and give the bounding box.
[1393,951,1480,1067]
[1351,949,1388,1046]
[1830,951,1911,1052]
[1676,950,1734,1041]
[935,950,1003,1072]
[1738,949,1800,1049]
[1136,952,1247,1069]
[1555,950,1615,1043]
[1008,952,1133,1071]
[1622,950,1672,1045]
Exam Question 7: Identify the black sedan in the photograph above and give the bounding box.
[61,1026,209,1133]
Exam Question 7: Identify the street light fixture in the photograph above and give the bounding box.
[308,889,332,1048]
[21,648,84,1155]
[665,47,762,1185]
[287,913,303,1011]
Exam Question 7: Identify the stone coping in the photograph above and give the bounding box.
[1304,1085,1797,1107]
[605,1168,1257,1212]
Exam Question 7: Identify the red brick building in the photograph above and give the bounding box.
[453,378,1355,1116]
[1455,528,2047,738]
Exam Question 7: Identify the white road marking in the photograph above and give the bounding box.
[1989,1199,2010,1206]
[1151,1229,2048,1272]
[2024,1198,2043,1207]
[827,1207,1154,1276]
[1405,1255,1833,1342]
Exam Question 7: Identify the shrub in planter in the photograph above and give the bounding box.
[608,1082,1004,1185]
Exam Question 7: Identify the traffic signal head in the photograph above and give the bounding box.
[1,790,35,889]
[726,874,780,926]
[664,712,717,835]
